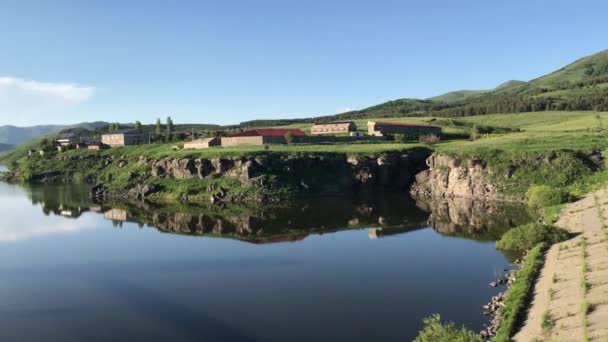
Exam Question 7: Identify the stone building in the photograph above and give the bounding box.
[367,121,442,137]
[183,137,221,150]
[101,129,143,147]
[310,121,357,135]
[221,128,305,147]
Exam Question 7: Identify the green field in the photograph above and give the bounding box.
[3,111,607,166]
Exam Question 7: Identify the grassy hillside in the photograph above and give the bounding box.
[322,50,608,120]
[429,80,526,104]
[531,50,608,87]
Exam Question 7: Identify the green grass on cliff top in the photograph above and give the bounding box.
[3,111,608,165]
[67,141,426,160]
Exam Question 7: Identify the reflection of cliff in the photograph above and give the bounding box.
[416,197,533,240]
[31,186,431,244]
[122,193,431,243]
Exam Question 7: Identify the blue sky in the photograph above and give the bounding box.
[0,0,606,126]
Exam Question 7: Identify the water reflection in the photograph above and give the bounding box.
[26,185,432,243]
[0,182,534,342]
[19,184,533,244]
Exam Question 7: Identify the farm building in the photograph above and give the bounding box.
[367,121,442,137]
[101,129,143,147]
[56,133,79,146]
[183,137,221,150]
[310,121,357,135]
[222,128,305,147]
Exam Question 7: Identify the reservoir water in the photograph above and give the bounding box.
[0,182,532,341]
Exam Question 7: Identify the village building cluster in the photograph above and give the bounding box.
[52,121,441,151]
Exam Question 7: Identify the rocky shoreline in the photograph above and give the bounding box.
[480,251,529,340]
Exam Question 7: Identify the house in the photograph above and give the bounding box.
[183,137,221,150]
[101,129,143,147]
[221,128,305,147]
[56,133,79,146]
[367,121,442,137]
[310,121,357,135]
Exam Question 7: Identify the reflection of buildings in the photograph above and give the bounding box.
[103,209,128,221]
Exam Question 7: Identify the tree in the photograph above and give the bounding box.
[165,116,174,141]
[108,123,114,132]
[155,118,162,136]
[135,121,142,131]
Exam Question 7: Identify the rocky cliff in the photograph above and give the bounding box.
[76,147,433,203]
[410,153,499,200]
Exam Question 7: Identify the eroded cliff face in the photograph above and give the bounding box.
[410,154,500,200]
[84,147,433,202]
[134,148,431,192]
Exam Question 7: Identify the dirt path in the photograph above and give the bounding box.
[514,189,608,342]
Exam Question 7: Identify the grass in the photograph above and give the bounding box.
[541,309,555,331]
[496,223,571,252]
[493,243,547,342]
[543,204,566,225]
[527,186,569,208]
[413,314,483,342]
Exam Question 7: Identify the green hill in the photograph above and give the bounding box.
[531,50,608,87]
[429,80,527,104]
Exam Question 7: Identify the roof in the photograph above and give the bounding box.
[102,129,141,135]
[312,121,354,125]
[185,137,219,144]
[370,121,439,128]
[228,128,305,137]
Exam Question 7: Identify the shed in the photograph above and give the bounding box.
[183,137,222,150]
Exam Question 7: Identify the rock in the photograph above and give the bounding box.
[141,184,157,197]
[118,161,127,168]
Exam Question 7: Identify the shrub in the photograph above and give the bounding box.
[526,185,568,207]
[496,223,570,252]
[414,314,482,342]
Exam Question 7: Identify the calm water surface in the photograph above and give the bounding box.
[0,182,531,341]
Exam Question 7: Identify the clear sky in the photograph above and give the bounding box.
[0,0,606,126]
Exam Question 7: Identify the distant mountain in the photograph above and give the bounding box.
[0,122,109,146]
[0,143,14,153]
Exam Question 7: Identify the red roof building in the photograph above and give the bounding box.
[222,128,306,147]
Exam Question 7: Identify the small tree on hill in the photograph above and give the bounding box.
[155,118,162,136]
[165,116,174,141]
[135,121,142,131]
